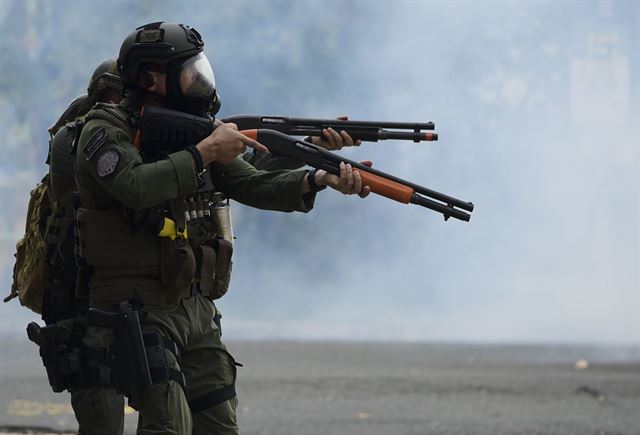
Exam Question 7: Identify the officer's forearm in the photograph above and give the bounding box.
[243,151,306,171]
[212,157,314,212]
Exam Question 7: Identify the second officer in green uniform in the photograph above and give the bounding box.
[46,59,126,435]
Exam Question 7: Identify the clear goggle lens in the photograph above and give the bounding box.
[179,53,216,100]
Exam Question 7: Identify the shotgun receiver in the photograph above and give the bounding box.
[137,106,473,221]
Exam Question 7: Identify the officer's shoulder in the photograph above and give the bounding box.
[80,102,132,143]
[55,118,81,136]
[79,117,124,145]
[78,110,131,163]
[50,120,78,150]
[86,102,132,132]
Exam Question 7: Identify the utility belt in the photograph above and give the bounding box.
[26,302,184,400]
[27,300,237,412]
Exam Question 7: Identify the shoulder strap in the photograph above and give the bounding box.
[85,103,136,139]
[71,103,135,157]
[70,118,85,156]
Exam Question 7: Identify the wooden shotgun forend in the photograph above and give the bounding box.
[357,170,414,203]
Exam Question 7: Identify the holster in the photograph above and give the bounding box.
[27,322,66,393]
[87,302,185,408]
[26,318,87,393]
[88,302,152,398]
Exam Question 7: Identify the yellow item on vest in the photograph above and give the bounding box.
[158,217,188,240]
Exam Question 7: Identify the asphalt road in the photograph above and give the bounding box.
[1,336,638,435]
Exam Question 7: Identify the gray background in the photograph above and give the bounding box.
[0,1,637,346]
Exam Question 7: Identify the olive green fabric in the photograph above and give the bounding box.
[47,321,124,435]
[213,156,313,212]
[76,119,198,211]
[74,101,318,434]
[243,150,305,171]
[71,388,125,435]
[46,122,79,301]
[48,122,77,201]
[47,120,126,433]
[83,294,238,435]
[142,295,239,435]
[75,102,316,310]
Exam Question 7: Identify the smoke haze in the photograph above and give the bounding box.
[0,1,637,344]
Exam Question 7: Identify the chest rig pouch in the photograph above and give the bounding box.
[125,187,232,301]
[158,198,197,291]
[185,189,234,301]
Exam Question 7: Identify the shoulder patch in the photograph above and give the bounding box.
[96,150,119,177]
[83,128,107,160]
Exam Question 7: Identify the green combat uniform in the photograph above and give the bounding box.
[46,121,82,319]
[40,59,126,435]
[48,121,126,435]
[74,97,316,434]
[243,150,305,171]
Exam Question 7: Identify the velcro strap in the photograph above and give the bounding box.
[170,368,186,388]
[196,244,216,296]
[161,335,181,361]
[148,367,186,390]
[45,215,73,247]
[143,331,182,363]
[188,384,236,414]
[81,364,112,389]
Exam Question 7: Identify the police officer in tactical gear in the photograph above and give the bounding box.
[74,22,368,435]
[45,59,126,435]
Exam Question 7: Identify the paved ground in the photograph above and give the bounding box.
[1,336,638,434]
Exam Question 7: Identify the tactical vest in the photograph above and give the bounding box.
[46,120,83,288]
[41,172,78,323]
[75,104,232,310]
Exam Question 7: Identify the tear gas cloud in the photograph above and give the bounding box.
[0,1,637,344]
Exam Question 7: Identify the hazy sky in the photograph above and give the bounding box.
[0,0,637,344]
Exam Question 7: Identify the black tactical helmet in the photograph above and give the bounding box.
[87,58,123,99]
[117,22,220,115]
[117,22,204,84]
